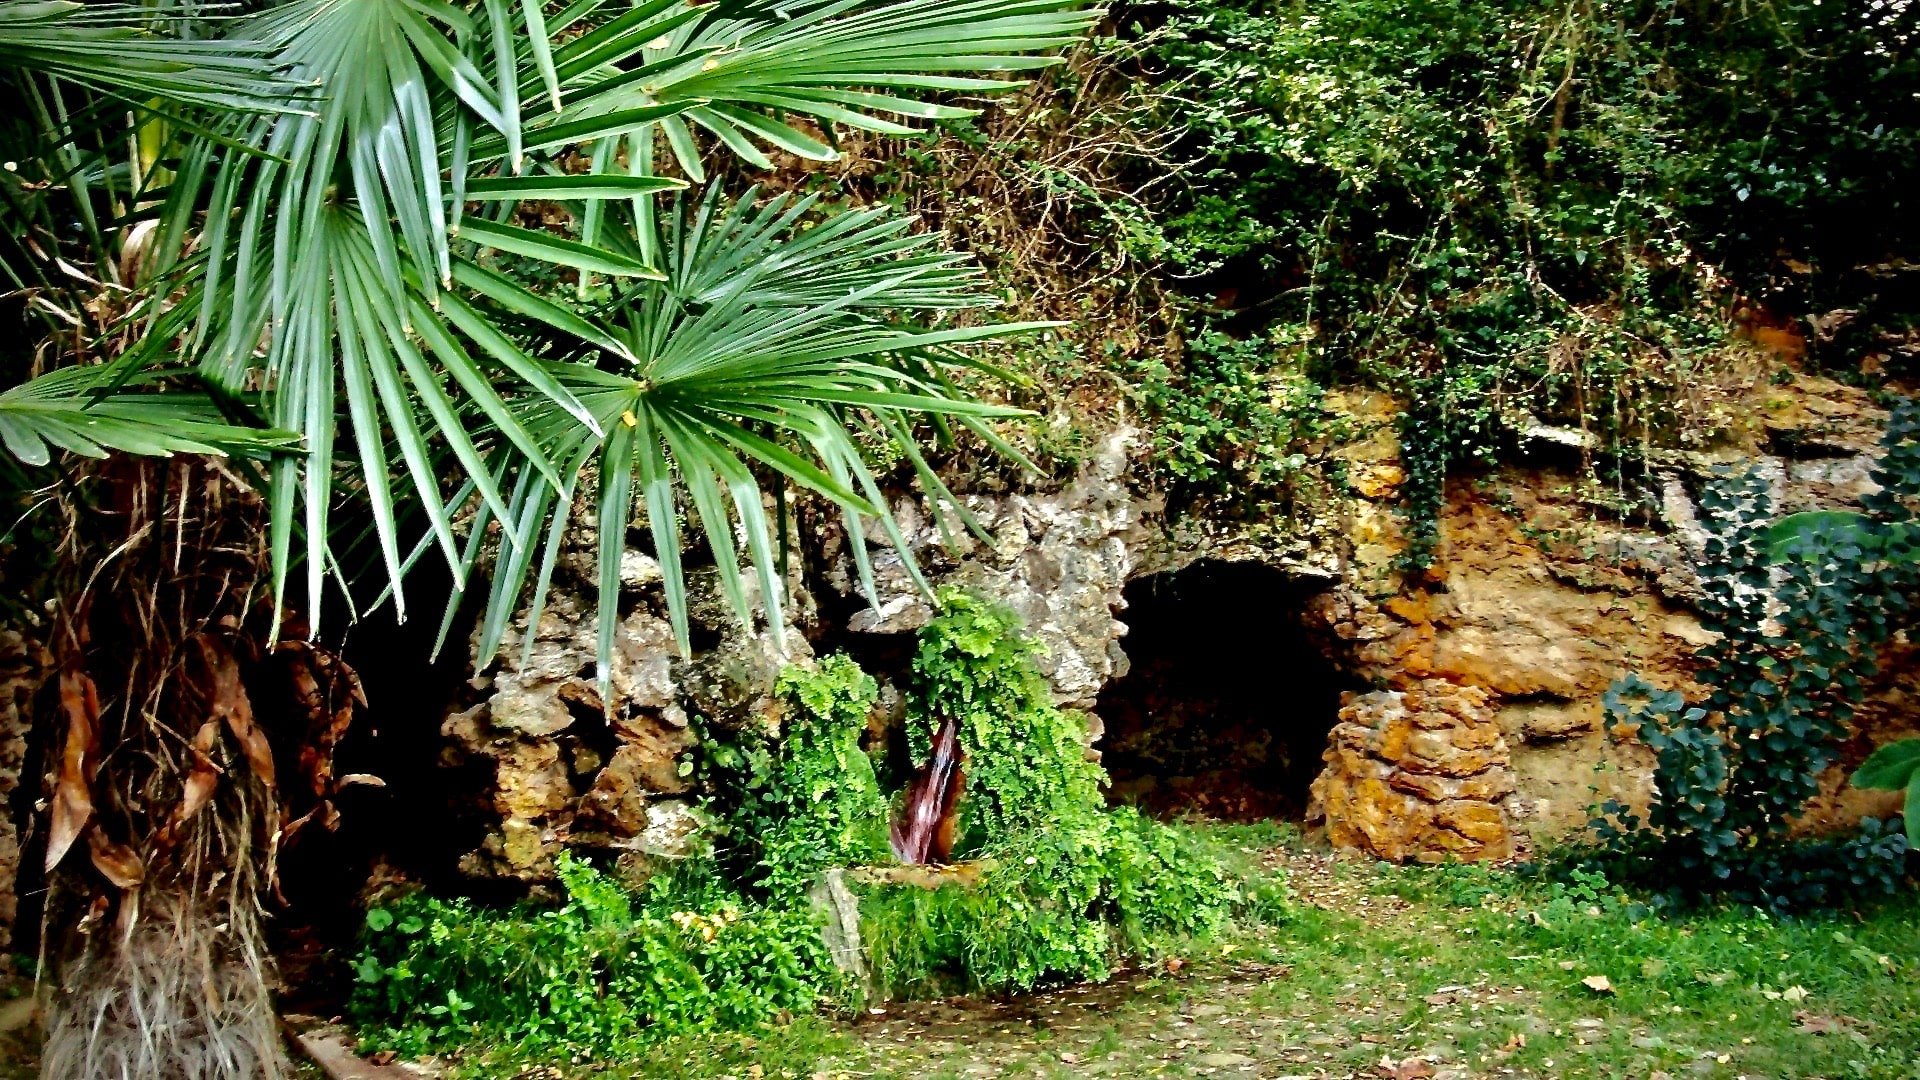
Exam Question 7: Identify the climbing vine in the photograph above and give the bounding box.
[1589,401,1920,908]
[876,589,1256,990]
[1103,0,1920,547]
[703,655,891,894]
[907,588,1108,847]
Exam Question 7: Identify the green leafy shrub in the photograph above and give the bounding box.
[705,655,891,894]
[347,855,839,1057]
[861,591,1257,994]
[1585,401,1920,908]
[858,810,1254,997]
[1134,323,1336,516]
[907,588,1109,848]
[348,606,1283,1050]
[1853,740,1919,849]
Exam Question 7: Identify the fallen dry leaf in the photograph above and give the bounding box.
[1581,975,1615,994]
[1793,1011,1856,1036]
[1376,1055,1436,1079]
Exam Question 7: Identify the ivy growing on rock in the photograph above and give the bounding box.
[907,588,1108,846]
[1588,401,1920,909]
[1133,325,1335,519]
[709,656,892,894]
[863,589,1260,992]
[1109,0,1919,551]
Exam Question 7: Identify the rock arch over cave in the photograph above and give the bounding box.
[1096,560,1350,821]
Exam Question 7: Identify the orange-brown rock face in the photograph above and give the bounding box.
[1308,681,1517,863]
[1301,373,1917,857]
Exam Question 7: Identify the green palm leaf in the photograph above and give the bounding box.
[517,0,1100,179]
[441,192,1061,699]
[0,0,300,111]
[0,0,1090,651]
[0,364,298,466]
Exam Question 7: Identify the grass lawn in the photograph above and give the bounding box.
[433,825,1920,1080]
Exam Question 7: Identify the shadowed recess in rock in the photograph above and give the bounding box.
[1097,560,1349,821]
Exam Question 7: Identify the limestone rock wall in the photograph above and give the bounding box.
[443,548,807,883]
[430,372,1917,880]
[1303,373,1917,856]
[1308,681,1516,862]
[821,428,1151,712]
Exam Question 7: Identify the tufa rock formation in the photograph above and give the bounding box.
[1308,681,1516,863]
[428,372,1917,879]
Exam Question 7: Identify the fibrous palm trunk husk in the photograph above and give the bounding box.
[30,457,363,1080]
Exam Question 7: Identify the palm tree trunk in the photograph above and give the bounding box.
[28,457,357,1079]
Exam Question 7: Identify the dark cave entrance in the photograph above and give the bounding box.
[1096,560,1350,821]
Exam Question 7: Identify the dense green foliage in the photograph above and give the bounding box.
[369,847,1920,1080]
[349,595,1267,1048]
[907,588,1108,847]
[703,655,891,894]
[860,590,1264,993]
[857,806,1281,998]
[1132,325,1339,518]
[348,855,840,1057]
[1113,0,1918,545]
[1587,402,1920,908]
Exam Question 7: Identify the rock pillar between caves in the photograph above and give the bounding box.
[1307,680,1517,863]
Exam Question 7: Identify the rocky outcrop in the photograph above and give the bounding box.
[434,431,1157,886]
[431,369,1916,879]
[1297,372,1914,854]
[0,630,44,950]
[1308,681,1517,863]
[823,429,1149,710]
[443,554,803,883]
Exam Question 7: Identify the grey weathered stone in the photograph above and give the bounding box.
[444,557,806,883]
[828,429,1148,709]
[807,869,868,990]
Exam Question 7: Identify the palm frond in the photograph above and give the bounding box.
[2,0,1092,650]
[0,364,298,465]
[0,0,300,111]
[445,193,1061,698]
[159,0,564,629]
[508,0,1102,179]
